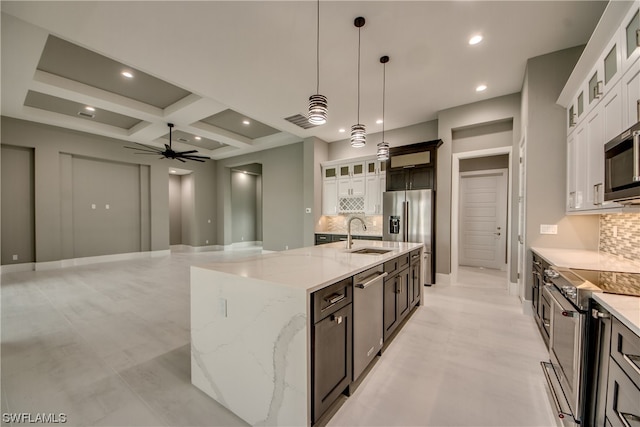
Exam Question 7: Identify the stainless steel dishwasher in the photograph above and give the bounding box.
[352,265,387,382]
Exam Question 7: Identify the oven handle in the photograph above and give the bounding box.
[540,361,572,420]
[544,285,578,316]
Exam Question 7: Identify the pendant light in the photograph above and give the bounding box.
[377,55,390,161]
[308,0,327,125]
[350,16,366,148]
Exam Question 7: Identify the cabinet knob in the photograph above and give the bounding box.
[331,315,343,324]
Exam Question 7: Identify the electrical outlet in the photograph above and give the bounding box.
[12,254,18,261]
[285,245,289,250]
[208,219,211,223]
[105,204,110,209]
[205,240,209,244]
[91,204,96,210]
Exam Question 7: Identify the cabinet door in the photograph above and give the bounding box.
[572,124,588,210]
[397,267,411,320]
[322,180,338,215]
[365,175,380,214]
[387,169,406,191]
[338,178,351,198]
[603,83,623,143]
[324,166,337,180]
[621,58,640,129]
[567,133,577,210]
[622,7,639,71]
[351,176,365,197]
[383,275,399,340]
[351,162,365,178]
[312,303,352,423]
[407,166,434,190]
[409,261,421,307]
[586,106,604,209]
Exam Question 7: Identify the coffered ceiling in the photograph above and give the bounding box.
[1,1,609,160]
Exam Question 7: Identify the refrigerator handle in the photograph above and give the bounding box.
[403,200,409,242]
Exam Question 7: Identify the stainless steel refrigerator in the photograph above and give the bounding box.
[383,189,434,285]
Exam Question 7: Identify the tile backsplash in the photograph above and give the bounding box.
[599,213,640,263]
[317,215,383,235]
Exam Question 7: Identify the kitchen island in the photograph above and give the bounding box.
[190,240,424,426]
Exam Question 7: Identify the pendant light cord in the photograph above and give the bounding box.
[357,25,361,124]
[382,61,386,141]
[316,0,320,94]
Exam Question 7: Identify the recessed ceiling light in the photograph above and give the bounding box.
[339,128,346,133]
[85,106,95,112]
[194,136,201,140]
[242,120,250,125]
[376,119,383,124]
[469,35,483,45]
[121,71,134,78]
[476,84,487,92]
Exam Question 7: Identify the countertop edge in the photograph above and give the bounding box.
[531,247,640,273]
[592,293,640,337]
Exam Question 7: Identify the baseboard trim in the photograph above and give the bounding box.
[27,250,171,272]
[435,273,451,286]
[509,281,519,296]
[0,262,36,274]
[171,244,224,253]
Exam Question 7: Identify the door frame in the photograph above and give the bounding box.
[458,168,508,271]
[451,146,512,287]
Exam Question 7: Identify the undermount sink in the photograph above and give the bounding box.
[350,248,392,255]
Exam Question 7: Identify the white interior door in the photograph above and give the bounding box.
[459,169,508,270]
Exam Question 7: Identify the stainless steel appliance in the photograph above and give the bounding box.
[352,265,387,382]
[540,266,640,426]
[383,189,434,284]
[605,121,640,204]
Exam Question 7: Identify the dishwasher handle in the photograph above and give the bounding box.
[355,272,388,289]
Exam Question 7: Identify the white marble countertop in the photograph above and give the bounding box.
[531,247,640,273]
[195,240,423,293]
[592,293,640,337]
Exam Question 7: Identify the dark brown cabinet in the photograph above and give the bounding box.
[385,140,441,191]
[409,249,421,307]
[532,251,550,347]
[382,252,415,342]
[311,278,353,424]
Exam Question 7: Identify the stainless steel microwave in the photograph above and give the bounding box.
[604,121,640,204]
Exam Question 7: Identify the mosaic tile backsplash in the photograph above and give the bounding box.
[599,213,640,263]
[317,215,383,235]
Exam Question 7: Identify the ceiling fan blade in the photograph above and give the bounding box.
[177,158,186,163]
[183,155,210,160]
[176,150,199,155]
[133,152,165,155]
[181,157,206,162]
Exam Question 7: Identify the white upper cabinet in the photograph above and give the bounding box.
[560,1,639,214]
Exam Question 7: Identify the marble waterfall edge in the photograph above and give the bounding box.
[190,266,308,426]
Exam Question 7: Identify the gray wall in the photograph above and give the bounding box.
[169,174,182,245]
[1,145,35,264]
[460,154,510,173]
[231,170,258,243]
[521,46,600,298]
[453,120,513,153]
[217,142,304,251]
[327,120,439,161]
[1,117,216,263]
[304,136,328,247]
[437,93,521,280]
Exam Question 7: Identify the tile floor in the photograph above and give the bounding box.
[1,249,557,427]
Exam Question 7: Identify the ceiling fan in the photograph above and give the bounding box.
[124,123,210,163]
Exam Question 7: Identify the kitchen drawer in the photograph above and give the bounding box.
[332,234,348,242]
[410,248,421,265]
[606,357,640,427]
[384,253,410,276]
[353,235,383,241]
[611,317,640,389]
[312,277,353,323]
[315,234,332,245]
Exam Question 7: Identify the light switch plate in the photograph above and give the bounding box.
[540,224,558,235]
[305,208,312,214]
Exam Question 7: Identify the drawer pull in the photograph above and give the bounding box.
[330,314,343,324]
[622,353,640,377]
[325,293,346,305]
[356,272,388,289]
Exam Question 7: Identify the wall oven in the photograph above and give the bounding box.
[604,121,640,204]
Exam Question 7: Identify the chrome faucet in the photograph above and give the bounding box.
[347,217,367,250]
